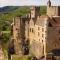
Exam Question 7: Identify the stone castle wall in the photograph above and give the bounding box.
[12,1,60,59]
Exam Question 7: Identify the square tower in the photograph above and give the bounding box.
[30,6,40,18]
[47,0,60,16]
[13,17,23,55]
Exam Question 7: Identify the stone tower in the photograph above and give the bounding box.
[30,6,40,18]
[13,17,23,55]
[12,16,28,55]
[47,0,60,16]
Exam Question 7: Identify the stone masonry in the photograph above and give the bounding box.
[11,0,60,60]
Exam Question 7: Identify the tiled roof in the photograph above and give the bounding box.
[49,16,60,26]
[36,15,60,27]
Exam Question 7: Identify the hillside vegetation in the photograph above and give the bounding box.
[0,6,46,43]
[0,6,47,60]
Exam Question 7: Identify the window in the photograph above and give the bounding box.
[42,40,43,43]
[30,28,34,33]
[16,28,18,30]
[45,37,46,39]
[32,28,34,33]
[55,44,56,47]
[48,22,52,27]
[30,28,31,32]
[38,27,40,30]
[59,30,60,33]
[59,37,60,41]
[42,28,44,32]
[42,34,44,37]
[45,31,47,33]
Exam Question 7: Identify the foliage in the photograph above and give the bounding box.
[11,55,31,60]
[3,32,11,43]
[0,6,47,60]
[0,6,46,44]
[0,6,46,30]
[0,6,30,21]
[40,6,47,15]
[0,6,19,12]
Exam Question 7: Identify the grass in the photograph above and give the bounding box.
[2,31,10,33]
[11,55,31,60]
[2,49,8,60]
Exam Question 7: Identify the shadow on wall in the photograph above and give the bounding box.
[49,49,60,56]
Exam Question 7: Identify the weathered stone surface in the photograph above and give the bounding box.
[0,48,5,60]
[11,0,60,59]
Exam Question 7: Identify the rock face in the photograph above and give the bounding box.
[0,31,5,60]
[0,48,5,60]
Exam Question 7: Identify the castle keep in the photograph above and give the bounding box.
[11,0,60,60]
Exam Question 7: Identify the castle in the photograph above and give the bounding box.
[11,0,60,60]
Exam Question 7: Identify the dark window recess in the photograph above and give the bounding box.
[43,46,44,54]
[42,28,44,32]
[31,57,38,60]
[45,37,46,39]
[30,28,31,32]
[55,44,56,47]
[45,31,47,33]
[42,40,43,43]
[26,40,29,46]
[59,37,60,41]
[32,28,34,32]
[59,30,60,33]
[23,46,29,55]
[16,28,18,30]
[48,22,53,27]
[38,27,40,30]
[42,34,44,37]
[41,56,45,59]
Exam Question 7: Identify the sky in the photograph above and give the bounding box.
[0,0,60,7]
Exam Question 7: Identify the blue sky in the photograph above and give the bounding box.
[0,0,60,7]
